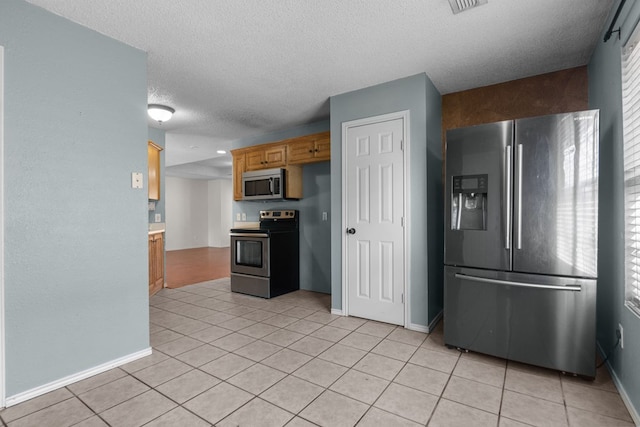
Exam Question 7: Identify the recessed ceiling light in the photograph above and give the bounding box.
[189,145,199,150]
[448,0,487,14]
[217,150,227,154]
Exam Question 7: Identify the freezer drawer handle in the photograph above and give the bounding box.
[454,273,581,291]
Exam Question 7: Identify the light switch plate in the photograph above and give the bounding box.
[132,172,143,189]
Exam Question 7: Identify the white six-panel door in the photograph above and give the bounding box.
[344,115,405,325]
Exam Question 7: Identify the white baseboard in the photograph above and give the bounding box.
[5,347,152,407]
[406,310,442,333]
[597,343,640,426]
[330,308,344,316]
[407,322,429,333]
[427,310,443,333]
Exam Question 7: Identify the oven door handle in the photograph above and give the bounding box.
[230,233,269,237]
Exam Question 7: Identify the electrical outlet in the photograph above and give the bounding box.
[322,211,328,221]
[236,213,241,221]
[131,172,143,189]
[618,323,624,349]
[154,213,161,223]
[242,212,247,221]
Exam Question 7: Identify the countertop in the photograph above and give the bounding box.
[148,222,165,235]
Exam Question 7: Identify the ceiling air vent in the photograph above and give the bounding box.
[448,0,487,14]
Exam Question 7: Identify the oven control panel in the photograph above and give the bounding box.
[260,210,297,219]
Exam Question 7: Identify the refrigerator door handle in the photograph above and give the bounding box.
[454,273,582,291]
[504,146,512,250]
[515,144,523,250]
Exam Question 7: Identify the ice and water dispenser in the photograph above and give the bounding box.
[451,174,488,230]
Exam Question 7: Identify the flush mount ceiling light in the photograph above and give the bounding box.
[448,0,487,14]
[147,104,175,123]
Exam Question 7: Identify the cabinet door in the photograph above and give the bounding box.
[233,153,246,200]
[246,145,287,170]
[287,132,331,165]
[264,145,286,167]
[148,141,163,200]
[148,235,155,294]
[287,138,316,164]
[245,149,266,171]
[149,233,164,296]
[313,133,331,161]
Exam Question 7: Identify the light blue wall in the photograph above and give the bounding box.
[233,120,331,293]
[148,127,166,223]
[329,73,443,328]
[588,0,640,417]
[1,0,149,397]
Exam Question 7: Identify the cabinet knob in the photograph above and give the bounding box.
[309,149,313,153]
[315,149,319,152]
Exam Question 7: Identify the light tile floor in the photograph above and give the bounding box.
[0,277,634,426]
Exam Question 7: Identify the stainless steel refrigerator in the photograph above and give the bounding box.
[444,110,599,378]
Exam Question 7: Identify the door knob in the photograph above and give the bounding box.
[346,228,356,235]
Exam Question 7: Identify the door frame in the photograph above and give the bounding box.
[341,110,410,327]
[0,45,6,407]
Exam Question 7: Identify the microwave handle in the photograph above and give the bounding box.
[269,177,274,194]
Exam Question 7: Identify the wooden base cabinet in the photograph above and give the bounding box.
[149,232,164,296]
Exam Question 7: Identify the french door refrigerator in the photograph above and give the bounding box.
[444,110,599,378]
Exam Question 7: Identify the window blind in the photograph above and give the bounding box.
[622,23,640,317]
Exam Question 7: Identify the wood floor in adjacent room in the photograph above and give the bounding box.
[165,247,230,288]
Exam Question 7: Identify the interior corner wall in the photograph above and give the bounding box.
[208,179,232,248]
[0,0,149,397]
[329,73,443,328]
[588,0,640,420]
[148,127,166,224]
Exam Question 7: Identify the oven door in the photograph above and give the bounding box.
[230,233,270,277]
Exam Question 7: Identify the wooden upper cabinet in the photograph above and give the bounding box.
[287,131,331,165]
[230,131,330,201]
[232,152,246,200]
[245,145,287,171]
[148,141,163,200]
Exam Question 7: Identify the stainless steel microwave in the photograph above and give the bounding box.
[242,168,293,201]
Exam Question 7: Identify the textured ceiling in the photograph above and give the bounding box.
[25,0,614,179]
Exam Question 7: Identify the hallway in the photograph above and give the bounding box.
[165,247,230,288]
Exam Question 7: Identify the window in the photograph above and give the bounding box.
[622,24,640,317]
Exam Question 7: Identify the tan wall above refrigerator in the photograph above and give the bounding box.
[442,66,588,146]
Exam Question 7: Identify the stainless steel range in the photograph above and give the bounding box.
[230,209,299,298]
